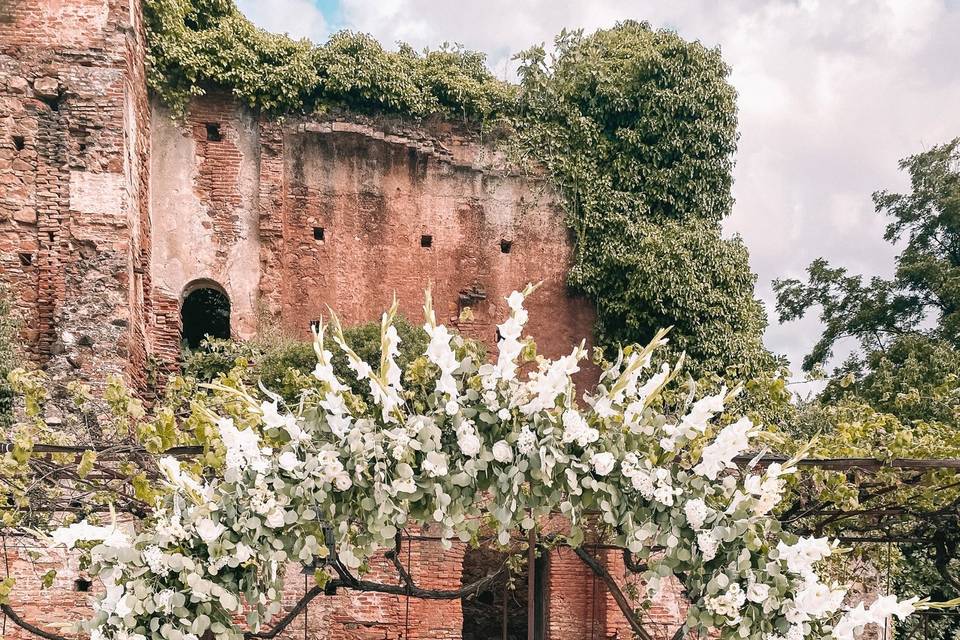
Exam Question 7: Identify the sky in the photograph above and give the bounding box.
[237,0,960,380]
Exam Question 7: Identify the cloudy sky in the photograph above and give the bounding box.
[238,0,960,377]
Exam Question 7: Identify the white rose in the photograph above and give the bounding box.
[278,450,300,472]
[235,542,254,563]
[195,518,225,543]
[458,430,481,457]
[497,408,510,421]
[747,582,770,603]
[266,507,286,528]
[334,473,353,491]
[492,440,513,463]
[590,452,616,476]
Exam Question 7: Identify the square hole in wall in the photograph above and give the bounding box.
[74,579,92,592]
[420,234,433,248]
[12,135,25,151]
[18,252,32,266]
[309,319,321,332]
[500,239,512,254]
[205,123,222,142]
[313,227,325,241]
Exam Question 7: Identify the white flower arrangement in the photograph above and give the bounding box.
[49,286,923,640]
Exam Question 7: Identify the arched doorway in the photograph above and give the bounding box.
[180,282,231,349]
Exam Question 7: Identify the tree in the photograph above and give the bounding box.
[774,138,960,640]
[774,137,960,380]
[513,22,782,389]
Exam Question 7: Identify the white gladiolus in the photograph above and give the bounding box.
[51,520,130,550]
[693,417,756,480]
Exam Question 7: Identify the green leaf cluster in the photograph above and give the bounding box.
[145,6,783,409]
[511,23,783,401]
[182,316,430,403]
[0,283,21,429]
[144,0,514,120]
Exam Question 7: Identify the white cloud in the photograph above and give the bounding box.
[244,0,960,375]
[236,0,328,42]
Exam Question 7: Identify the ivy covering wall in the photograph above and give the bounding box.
[144,0,783,404]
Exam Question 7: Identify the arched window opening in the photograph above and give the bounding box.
[181,286,231,349]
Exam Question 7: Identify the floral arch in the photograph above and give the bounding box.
[37,286,921,640]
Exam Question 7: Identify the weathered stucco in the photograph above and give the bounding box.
[149,99,262,345]
[146,94,596,374]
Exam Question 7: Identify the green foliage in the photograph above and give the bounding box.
[774,137,960,374]
[512,23,781,398]
[0,284,21,429]
[774,139,960,635]
[820,335,960,426]
[145,8,781,404]
[182,316,430,403]
[143,0,514,120]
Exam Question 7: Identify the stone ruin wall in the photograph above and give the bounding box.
[147,92,597,379]
[0,1,686,638]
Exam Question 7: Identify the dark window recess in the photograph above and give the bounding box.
[74,579,93,592]
[313,227,325,241]
[18,252,32,266]
[310,319,321,332]
[205,123,222,142]
[500,239,512,254]
[420,234,433,248]
[12,135,25,151]
[181,287,231,350]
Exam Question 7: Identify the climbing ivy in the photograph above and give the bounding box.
[511,24,781,386]
[144,5,780,402]
[143,0,514,120]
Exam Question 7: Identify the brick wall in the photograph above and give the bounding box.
[148,95,597,377]
[0,0,151,403]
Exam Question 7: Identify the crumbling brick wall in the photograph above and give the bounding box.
[0,0,152,403]
[147,94,597,378]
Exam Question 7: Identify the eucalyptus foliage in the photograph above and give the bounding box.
[35,289,922,640]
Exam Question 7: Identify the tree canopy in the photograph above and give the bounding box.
[775,138,960,640]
